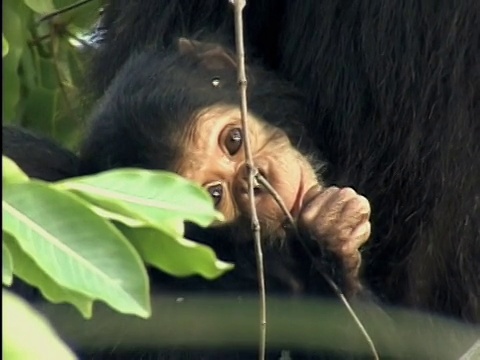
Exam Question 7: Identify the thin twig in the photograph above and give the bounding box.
[230,0,377,357]
[28,34,51,46]
[37,0,95,24]
[231,1,267,360]
[257,174,295,226]
[49,30,73,117]
[317,269,379,359]
[258,174,379,359]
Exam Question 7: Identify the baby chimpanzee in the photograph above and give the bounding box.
[80,37,372,300]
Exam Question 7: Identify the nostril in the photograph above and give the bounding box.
[238,178,263,197]
[241,181,262,195]
[236,163,268,196]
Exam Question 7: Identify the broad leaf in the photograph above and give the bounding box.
[4,233,93,318]
[2,34,8,57]
[2,241,13,286]
[2,182,150,318]
[23,0,55,13]
[3,289,77,360]
[39,57,59,90]
[2,156,29,185]
[57,169,224,228]
[23,86,57,134]
[19,45,40,89]
[91,205,147,228]
[119,222,234,280]
[2,2,26,123]
[2,49,21,123]
[53,0,101,28]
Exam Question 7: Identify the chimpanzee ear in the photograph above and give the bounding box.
[177,37,237,70]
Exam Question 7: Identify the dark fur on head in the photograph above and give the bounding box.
[80,35,319,176]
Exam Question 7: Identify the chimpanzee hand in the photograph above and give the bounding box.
[297,186,371,296]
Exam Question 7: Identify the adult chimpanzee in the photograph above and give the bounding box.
[87,0,480,324]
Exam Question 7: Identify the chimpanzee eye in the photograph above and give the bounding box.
[211,77,221,87]
[225,127,243,155]
[207,183,223,206]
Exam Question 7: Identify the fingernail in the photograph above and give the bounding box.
[351,223,369,238]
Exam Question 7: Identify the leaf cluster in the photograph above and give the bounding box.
[3,0,102,149]
[2,2,235,356]
[3,156,232,318]
[2,155,233,357]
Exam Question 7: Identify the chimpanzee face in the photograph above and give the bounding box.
[173,105,319,230]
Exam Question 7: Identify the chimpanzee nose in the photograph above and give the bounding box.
[233,162,268,214]
[236,163,265,191]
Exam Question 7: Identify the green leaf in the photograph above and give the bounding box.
[19,46,40,89]
[4,232,93,318]
[91,205,147,228]
[66,41,85,84]
[3,2,27,52]
[3,289,77,360]
[56,169,224,229]
[23,87,57,134]
[120,222,234,280]
[23,0,55,13]
[2,49,22,123]
[2,34,9,57]
[2,3,26,123]
[53,0,101,28]
[2,156,30,186]
[2,182,150,318]
[39,58,59,90]
[2,241,13,286]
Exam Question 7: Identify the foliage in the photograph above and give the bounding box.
[3,0,101,149]
[3,289,77,360]
[2,0,233,312]
[2,154,232,354]
[3,156,231,318]
[2,1,235,357]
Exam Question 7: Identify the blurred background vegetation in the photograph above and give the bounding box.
[3,0,102,150]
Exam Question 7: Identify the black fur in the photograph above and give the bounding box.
[80,38,317,175]
[88,0,480,323]
[2,125,79,181]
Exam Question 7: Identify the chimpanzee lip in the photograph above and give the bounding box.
[290,179,305,219]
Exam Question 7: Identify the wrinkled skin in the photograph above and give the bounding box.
[298,186,371,296]
[174,105,371,294]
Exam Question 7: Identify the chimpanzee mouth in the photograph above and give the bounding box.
[290,180,305,220]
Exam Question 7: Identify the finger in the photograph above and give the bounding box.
[301,184,325,207]
[342,221,371,253]
[299,186,340,224]
[338,195,371,229]
[311,187,359,227]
